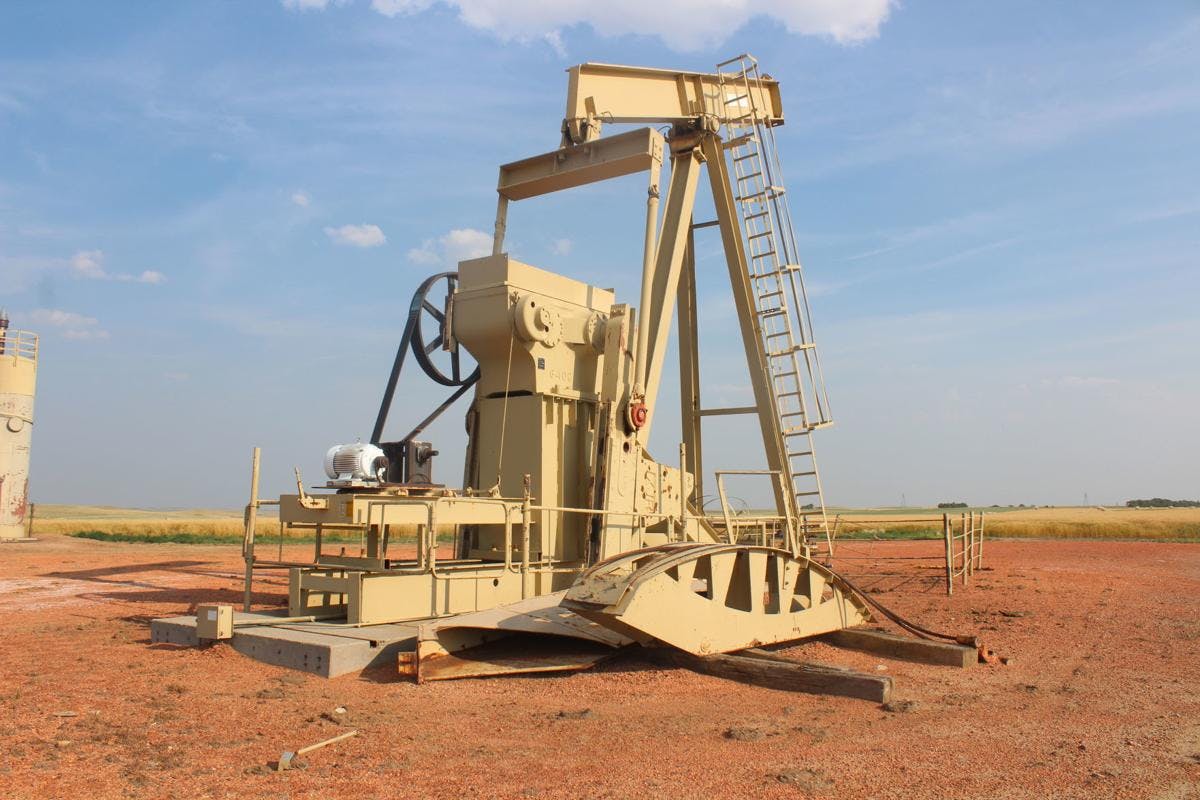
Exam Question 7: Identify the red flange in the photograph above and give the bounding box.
[627,402,648,430]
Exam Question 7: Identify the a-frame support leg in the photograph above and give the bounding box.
[700,134,796,542]
[677,222,703,504]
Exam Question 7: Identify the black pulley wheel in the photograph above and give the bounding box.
[410,272,478,387]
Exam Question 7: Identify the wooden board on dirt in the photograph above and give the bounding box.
[822,627,976,668]
[646,647,892,703]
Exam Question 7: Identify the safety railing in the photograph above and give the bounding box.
[713,470,797,551]
[238,446,713,613]
[0,329,38,361]
[824,512,985,596]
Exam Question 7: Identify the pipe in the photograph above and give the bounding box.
[492,196,509,255]
[633,156,663,396]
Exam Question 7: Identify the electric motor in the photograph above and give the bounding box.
[323,442,389,482]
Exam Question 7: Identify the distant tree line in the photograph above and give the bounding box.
[1125,498,1200,508]
[937,502,969,508]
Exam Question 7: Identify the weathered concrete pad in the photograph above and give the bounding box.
[150,612,418,678]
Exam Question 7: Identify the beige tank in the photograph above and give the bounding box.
[0,318,37,540]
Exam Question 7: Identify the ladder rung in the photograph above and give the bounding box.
[724,93,750,104]
[794,490,822,497]
[784,422,828,435]
[788,450,813,457]
[759,307,786,317]
[723,134,756,150]
[744,210,769,221]
[733,152,760,163]
[748,230,773,240]
[737,171,764,183]
[759,289,784,299]
[768,343,816,357]
[792,471,817,477]
[765,330,790,339]
[736,186,784,202]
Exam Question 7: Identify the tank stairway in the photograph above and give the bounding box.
[716,54,835,556]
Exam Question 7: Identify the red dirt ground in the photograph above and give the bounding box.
[0,535,1197,799]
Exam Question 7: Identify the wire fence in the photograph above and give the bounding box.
[826,512,985,596]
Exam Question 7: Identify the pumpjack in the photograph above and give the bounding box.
[237,56,882,680]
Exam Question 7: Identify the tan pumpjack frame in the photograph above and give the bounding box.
[241,57,856,677]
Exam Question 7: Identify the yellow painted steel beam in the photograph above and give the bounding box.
[638,146,703,442]
[498,127,664,201]
[563,62,784,144]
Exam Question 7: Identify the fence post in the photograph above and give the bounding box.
[242,446,262,613]
[978,512,985,570]
[960,512,968,584]
[966,511,973,578]
[943,513,953,596]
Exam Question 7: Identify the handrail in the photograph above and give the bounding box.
[0,330,38,361]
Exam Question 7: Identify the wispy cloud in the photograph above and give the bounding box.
[70,250,165,284]
[325,223,386,248]
[1125,201,1200,224]
[26,308,110,340]
[408,227,491,267]
[549,238,572,256]
[281,0,347,11]
[365,0,894,50]
[844,211,1004,262]
[797,22,1200,178]
[290,190,310,208]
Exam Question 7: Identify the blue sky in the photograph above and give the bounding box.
[1,1,1197,509]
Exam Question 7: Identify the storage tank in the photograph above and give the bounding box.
[0,311,37,540]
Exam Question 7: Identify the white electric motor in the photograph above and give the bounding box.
[324,442,389,483]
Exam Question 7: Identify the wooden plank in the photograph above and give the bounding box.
[822,627,975,668]
[645,648,892,703]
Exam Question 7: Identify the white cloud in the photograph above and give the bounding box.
[70,249,106,279]
[550,237,572,256]
[281,0,347,11]
[26,308,110,340]
[325,223,387,248]
[370,0,422,15]
[134,270,166,285]
[407,227,492,267]
[368,0,893,50]
[542,30,566,58]
[69,250,166,284]
[291,190,310,207]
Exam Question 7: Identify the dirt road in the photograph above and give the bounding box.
[0,535,1197,799]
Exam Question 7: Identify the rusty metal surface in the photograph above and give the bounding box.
[0,328,37,541]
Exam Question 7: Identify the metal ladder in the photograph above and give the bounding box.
[715,54,835,555]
